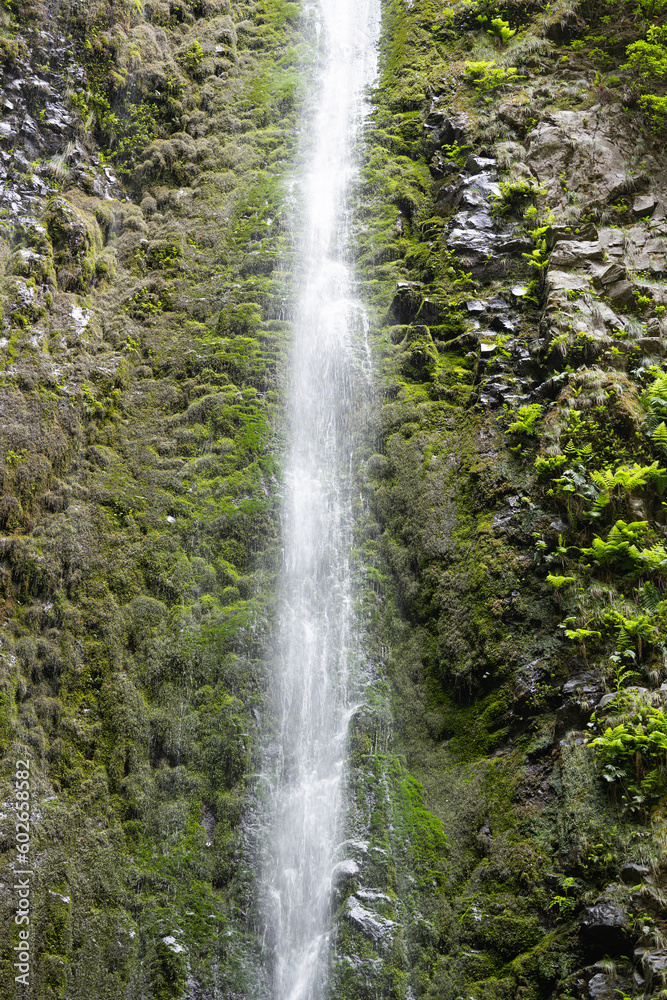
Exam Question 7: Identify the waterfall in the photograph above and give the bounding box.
[262,0,380,997]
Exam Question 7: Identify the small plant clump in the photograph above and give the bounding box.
[464,59,523,95]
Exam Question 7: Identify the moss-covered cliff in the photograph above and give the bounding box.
[1,0,667,997]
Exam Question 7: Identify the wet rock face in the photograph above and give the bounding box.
[643,950,667,991]
[525,107,635,207]
[619,862,649,884]
[580,904,630,952]
[45,197,101,292]
[587,971,621,1000]
[0,22,120,235]
[345,896,396,946]
[438,165,532,274]
[423,103,468,150]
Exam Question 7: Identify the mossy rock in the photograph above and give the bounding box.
[6,248,56,285]
[44,198,102,294]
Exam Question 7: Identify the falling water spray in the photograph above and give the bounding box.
[261,0,381,997]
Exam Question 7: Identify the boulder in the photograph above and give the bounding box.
[546,222,598,248]
[590,261,626,288]
[460,172,501,208]
[550,240,604,267]
[637,337,664,355]
[498,101,533,133]
[439,173,501,213]
[423,106,468,148]
[466,209,494,230]
[591,301,625,331]
[580,903,630,951]
[386,282,422,324]
[598,228,625,255]
[346,896,396,945]
[619,862,649,884]
[587,973,617,1000]
[606,280,635,308]
[545,269,590,294]
[627,225,647,246]
[464,154,496,175]
[633,194,658,218]
[497,236,533,254]
[332,859,360,880]
[446,227,499,259]
[642,950,667,992]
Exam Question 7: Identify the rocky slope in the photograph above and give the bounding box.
[1,0,667,998]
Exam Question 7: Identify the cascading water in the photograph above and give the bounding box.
[261,1,380,998]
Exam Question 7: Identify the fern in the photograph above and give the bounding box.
[639,581,663,611]
[644,373,667,432]
[603,609,657,660]
[653,422,667,450]
[582,521,651,574]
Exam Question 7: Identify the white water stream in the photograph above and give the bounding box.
[262,1,380,998]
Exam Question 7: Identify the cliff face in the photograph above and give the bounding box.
[1,0,667,998]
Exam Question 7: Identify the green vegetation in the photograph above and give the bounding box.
[1,0,667,996]
[464,60,523,95]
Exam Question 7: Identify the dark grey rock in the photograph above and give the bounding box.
[645,237,666,253]
[464,154,496,175]
[598,228,625,256]
[491,315,515,332]
[446,227,498,258]
[346,897,396,944]
[563,673,599,697]
[590,261,626,288]
[546,222,598,248]
[606,280,635,307]
[429,152,456,178]
[591,301,625,331]
[466,209,494,230]
[643,950,667,991]
[550,240,604,267]
[460,172,501,209]
[638,337,664,355]
[627,225,647,245]
[545,269,590,295]
[497,101,533,132]
[580,903,630,950]
[423,106,468,148]
[633,194,658,218]
[497,235,533,254]
[386,283,422,324]
[587,973,616,1000]
[620,862,649,884]
[597,693,619,712]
